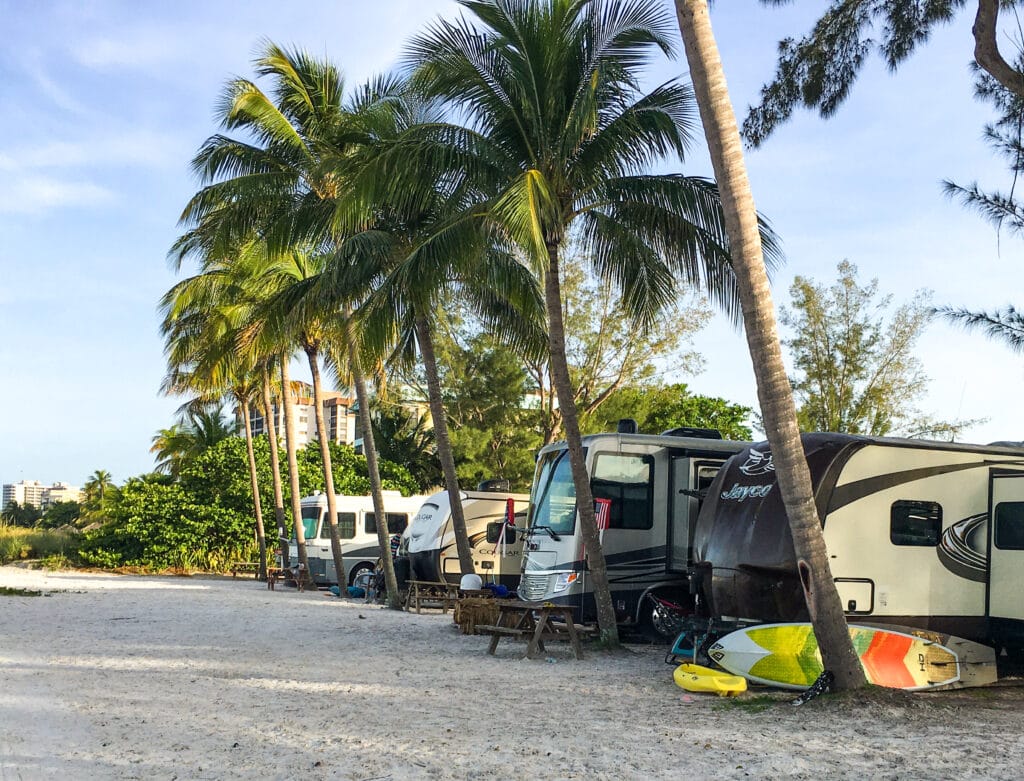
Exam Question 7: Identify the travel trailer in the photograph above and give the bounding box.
[403,484,529,588]
[289,491,430,587]
[517,424,748,631]
[692,433,1024,656]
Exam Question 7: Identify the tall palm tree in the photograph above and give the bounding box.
[173,46,365,588]
[83,469,113,506]
[259,356,290,567]
[405,0,778,644]
[338,79,548,580]
[159,251,284,580]
[673,0,865,690]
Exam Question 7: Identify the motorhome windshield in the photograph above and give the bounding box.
[299,506,320,540]
[530,448,578,535]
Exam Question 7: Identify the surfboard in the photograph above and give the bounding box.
[707,623,963,691]
[673,663,747,697]
[857,623,998,689]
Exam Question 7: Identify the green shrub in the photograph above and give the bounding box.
[0,525,79,565]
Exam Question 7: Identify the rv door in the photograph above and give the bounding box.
[667,459,722,573]
[988,471,1024,625]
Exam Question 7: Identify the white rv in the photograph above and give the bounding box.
[290,491,430,587]
[693,433,1024,657]
[517,426,747,632]
[403,487,529,587]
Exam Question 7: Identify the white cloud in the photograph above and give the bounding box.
[0,175,115,215]
[72,28,179,71]
[0,130,186,172]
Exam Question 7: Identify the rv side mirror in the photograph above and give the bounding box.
[486,522,516,544]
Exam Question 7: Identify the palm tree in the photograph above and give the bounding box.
[150,403,238,478]
[159,251,283,580]
[83,469,113,506]
[173,46,363,589]
[673,0,865,690]
[259,357,290,567]
[405,0,777,644]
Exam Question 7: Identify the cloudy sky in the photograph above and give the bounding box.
[1,1,1021,489]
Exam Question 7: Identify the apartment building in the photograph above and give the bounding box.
[2,480,82,510]
[244,381,358,449]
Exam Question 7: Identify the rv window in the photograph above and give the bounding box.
[994,502,1024,550]
[365,512,409,535]
[337,512,356,540]
[299,506,321,540]
[591,453,654,530]
[890,500,942,546]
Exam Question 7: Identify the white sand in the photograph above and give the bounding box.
[2,564,1023,780]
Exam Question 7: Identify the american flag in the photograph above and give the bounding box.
[595,498,611,531]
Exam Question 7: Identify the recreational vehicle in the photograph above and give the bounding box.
[403,484,529,588]
[517,425,748,632]
[693,433,1024,655]
[289,491,429,587]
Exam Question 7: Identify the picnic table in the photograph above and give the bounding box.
[266,564,308,591]
[404,580,461,614]
[230,562,261,579]
[476,600,593,660]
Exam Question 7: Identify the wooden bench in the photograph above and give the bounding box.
[230,562,261,579]
[404,580,461,614]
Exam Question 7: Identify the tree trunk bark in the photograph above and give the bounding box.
[973,0,1024,99]
[343,311,401,609]
[306,342,347,587]
[544,241,619,647]
[415,315,474,576]
[674,0,865,691]
[261,361,289,568]
[239,397,268,580]
[280,357,313,587]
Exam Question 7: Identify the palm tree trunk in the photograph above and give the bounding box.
[675,0,865,691]
[343,312,401,609]
[415,315,474,576]
[239,397,268,580]
[544,241,619,647]
[305,342,347,586]
[280,357,313,587]
[261,361,289,568]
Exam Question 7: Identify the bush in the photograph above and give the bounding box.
[79,479,254,571]
[0,525,80,565]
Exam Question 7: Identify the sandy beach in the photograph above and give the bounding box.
[2,564,1023,780]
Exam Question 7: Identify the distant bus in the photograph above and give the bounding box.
[286,491,430,586]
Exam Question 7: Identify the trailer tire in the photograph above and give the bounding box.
[349,562,374,587]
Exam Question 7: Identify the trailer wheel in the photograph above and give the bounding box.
[349,562,374,587]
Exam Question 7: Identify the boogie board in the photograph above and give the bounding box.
[673,663,747,696]
[707,623,964,691]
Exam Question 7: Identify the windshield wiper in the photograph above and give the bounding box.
[527,525,562,541]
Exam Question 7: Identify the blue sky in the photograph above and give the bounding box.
[1,1,1021,489]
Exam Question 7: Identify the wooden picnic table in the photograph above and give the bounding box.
[477,600,591,660]
[404,579,461,614]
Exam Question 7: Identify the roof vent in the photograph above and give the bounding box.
[617,418,639,434]
[661,427,723,440]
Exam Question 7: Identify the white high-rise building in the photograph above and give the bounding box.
[243,381,358,449]
[2,480,81,510]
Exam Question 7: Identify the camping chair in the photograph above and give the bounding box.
[353,570,376,602]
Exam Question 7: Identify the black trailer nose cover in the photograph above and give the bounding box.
[692,434,860,622]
